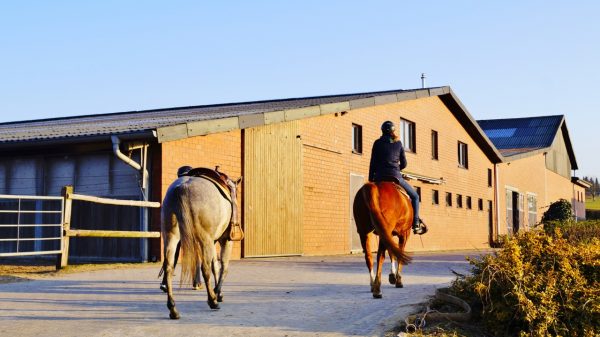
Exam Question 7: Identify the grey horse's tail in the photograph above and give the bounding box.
[174,186,203,287]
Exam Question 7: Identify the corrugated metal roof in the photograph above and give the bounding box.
[0,88,422,144]
[477,115,564,156]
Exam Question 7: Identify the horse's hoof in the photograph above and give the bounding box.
[193,283,203,290]
[388,273,396,285]
[169,310,180,319]
[373,293,383,299]
[395,281,403,288]
[208,301,220,310]
[217,293,224,302]
[160,284,168,293]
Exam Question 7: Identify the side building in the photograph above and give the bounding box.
[479,115,589,237]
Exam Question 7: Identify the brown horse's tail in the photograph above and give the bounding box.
[175,187,203,287]
[363,183,412,265]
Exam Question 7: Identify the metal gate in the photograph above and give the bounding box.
[0,194,64,257]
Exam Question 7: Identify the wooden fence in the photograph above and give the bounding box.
[56,185,161,270]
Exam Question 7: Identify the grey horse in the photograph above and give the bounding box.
[161,171,242,319]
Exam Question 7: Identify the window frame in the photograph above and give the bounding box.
[446,192,453,207]
[432,189,439,205]
[431,130,439,160]
[478,198,484,211]
[466,196,472,209]
[457,194,463,208]
[400,118,416,153]
[458,141,469,169]
[352,123,363,154]
[487,168,493,187]
[414,186,421,202]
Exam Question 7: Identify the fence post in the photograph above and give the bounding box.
[56,185,73,270]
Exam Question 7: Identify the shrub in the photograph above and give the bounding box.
[450,229,600,336]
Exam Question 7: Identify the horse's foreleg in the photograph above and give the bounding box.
[199,240,220,310]
[373,239,386,299]
[164,234,180,319]
[214,239,233,302]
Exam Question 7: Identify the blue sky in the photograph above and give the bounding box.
[1,1,598,177]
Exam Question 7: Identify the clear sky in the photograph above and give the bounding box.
[1,1,598,177]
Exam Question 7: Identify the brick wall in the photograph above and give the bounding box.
[300,96,496,254]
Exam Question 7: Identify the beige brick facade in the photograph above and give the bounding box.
[299,96,496,254]
[155,94,580,259]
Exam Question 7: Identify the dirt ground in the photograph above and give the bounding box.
[0,252,483,337]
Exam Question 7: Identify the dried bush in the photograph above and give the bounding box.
[450,228,600,336]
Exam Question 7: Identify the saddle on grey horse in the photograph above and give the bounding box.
[178,165,244,241]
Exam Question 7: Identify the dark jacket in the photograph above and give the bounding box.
[368,136,407,182]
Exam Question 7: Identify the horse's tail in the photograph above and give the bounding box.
[364,183,412,265]
[174,186,203,287]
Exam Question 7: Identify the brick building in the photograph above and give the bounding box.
[0,87,587,261]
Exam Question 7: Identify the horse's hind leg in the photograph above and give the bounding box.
[359,232,376,293]
[372,239,386,299]
[161,241,180,292]
[199,239,220,310]
[388,251,398,285]
[214,239,233,302]
[164,233,180,319]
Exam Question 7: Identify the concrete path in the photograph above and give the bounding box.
[0,251,482,337]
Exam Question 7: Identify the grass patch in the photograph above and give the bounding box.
[586,197,600,210]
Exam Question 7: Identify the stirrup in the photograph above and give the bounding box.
[412,219,428,235]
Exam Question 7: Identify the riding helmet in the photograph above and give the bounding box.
[381,121,395,134]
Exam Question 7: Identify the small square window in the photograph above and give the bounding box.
[352,124,362,154]
[466,196,472,209]
[478,198,483,211]
[457,194,463,208]
[446,192,453,207]
[432,190,439,205]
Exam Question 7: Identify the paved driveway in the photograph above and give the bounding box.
[0,251,482,337]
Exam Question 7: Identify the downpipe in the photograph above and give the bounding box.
[111,135,150,262]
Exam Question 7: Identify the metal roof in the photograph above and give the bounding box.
[477,115,564,156]
[0,88,422,144]
[0,86,504,163]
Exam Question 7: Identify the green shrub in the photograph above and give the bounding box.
[450,230,600,336]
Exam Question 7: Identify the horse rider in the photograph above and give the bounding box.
[368,120,427,235]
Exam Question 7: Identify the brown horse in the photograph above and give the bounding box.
[353,181,413,298]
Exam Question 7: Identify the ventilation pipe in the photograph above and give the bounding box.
[421,73,426,88]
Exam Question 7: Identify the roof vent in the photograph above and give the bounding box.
[421,73,426,88]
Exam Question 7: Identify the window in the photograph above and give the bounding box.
[446,192,453,207]
[478,198,483,211]
[415,186,421,202]
[528,194,537,227]
[466,196,472,209]
[457,194,463,208]
[400,119,416,153]
[432,190,439,205]
[487,168,493,187]
[458,141,468,168]
[352,124,363,154]
[431,130,439,160]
